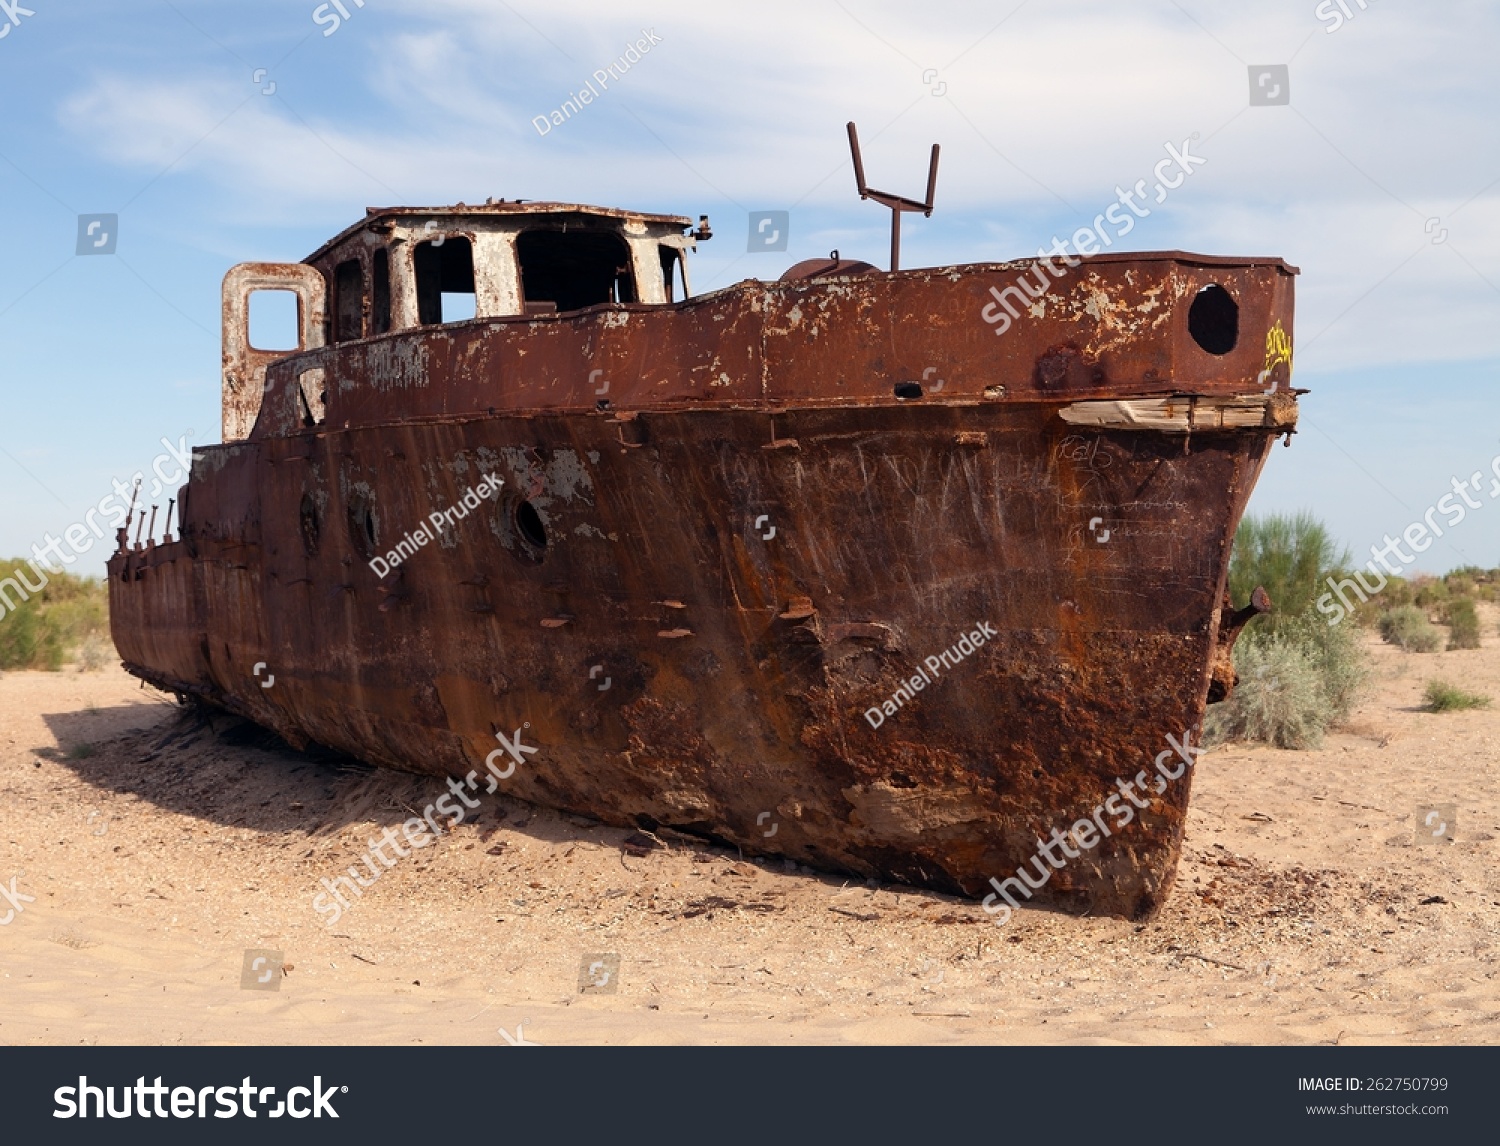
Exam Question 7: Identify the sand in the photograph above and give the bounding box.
[3,622,1499,1046]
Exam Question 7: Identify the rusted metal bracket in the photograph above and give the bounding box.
[1227,586,1273,634]
[847,121,939,272]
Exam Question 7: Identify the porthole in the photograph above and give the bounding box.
[515,500,548,549]
[1188,284,1238,355]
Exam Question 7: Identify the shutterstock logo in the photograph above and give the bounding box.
[54,1076,345,1119]
[0,873,35,924]
[0,1,35,40]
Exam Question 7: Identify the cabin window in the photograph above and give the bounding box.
[248,289,300,352]
[442,288,476,322]
[659,245,683,303]
[334,258,364,343]
[372,248,392,335]
[414,236,477,325]
[517,229,636,315]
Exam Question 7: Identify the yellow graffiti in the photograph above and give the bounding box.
[1266,321,1292,369]
[1261,320,1292,384]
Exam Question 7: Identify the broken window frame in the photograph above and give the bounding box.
[414,235,478,326]
[372,248,392,335]
[333,258,365,343]
[516,227,639,316]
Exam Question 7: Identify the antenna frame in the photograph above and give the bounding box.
[846,121,940,272]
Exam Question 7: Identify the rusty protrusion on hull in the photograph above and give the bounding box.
[110,196,1299,922]
[1208,585,1273,704]
[779,252,879,282]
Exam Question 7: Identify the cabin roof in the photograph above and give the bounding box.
[305,201,695,264]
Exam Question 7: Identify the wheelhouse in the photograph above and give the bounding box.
[307,200,702,339]
[219,201,707,440]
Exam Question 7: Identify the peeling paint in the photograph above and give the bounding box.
[543,449,595,503]
[363,339,430,393]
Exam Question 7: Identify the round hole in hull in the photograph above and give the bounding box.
[1188,284,1238,355]
[515,500,547,549]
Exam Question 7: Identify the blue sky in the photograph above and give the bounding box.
[1,0,1497,578]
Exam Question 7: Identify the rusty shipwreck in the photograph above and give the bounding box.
[109,156,1298,919]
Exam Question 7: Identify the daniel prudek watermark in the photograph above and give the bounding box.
[865,622,997,729]
[532,29,662,137]
[367,474,503,580]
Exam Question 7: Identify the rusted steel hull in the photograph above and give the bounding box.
[110,253,1296,919]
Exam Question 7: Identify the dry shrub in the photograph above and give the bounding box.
[1206,615,1368,751]
[1424,679,1491,712]
[1205,640,1328,750]
[1377,605,1443,653]
[1209,513,1370,749]
[75,632,115,672]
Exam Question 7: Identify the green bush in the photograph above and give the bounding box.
[1444,574,1476,599]
[0,597,61,670]
[1413,577,1450,610]
[1377,605,1443,653]
[1370,575,1413,612]
[1227,512,1348,634]
[1207,512,1370,749]
[0,559,112,671]
[1424,679,1491,712]
[1290,612,1368,723]
[1443,597,1481,650]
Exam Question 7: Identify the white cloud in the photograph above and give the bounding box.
[53,0,1500,367]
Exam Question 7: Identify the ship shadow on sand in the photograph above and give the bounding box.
[37,701,624,855]
[33,701,1373,939]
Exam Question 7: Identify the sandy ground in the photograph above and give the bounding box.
[3,622,1499,1046]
